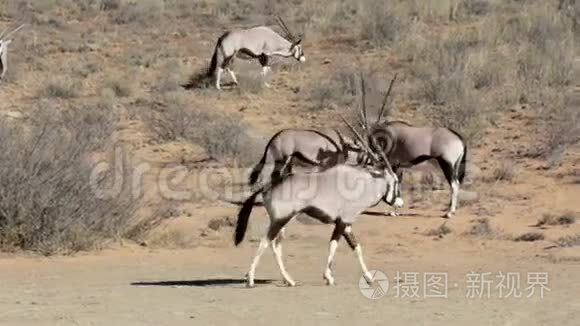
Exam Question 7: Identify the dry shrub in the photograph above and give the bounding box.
[0,106,135,255]
[468,218,494,238]
[99,0,121,11]
[537,212,577,226]
[514,232,545,242]
[492,161,517,182]
[409,31,490,142]
[105,77,133,97]
[358,0,409,46]
[42,77,81,98]
[459,0,492,17]
[141,93,260,165]
[424,222,452,238]
[538,100,580,161]
[236,68,265,95]
[308,66,386,111]
[110,0,164,26]
[308,68,358,110]
[154,59,187,93]
[556,234,580,247]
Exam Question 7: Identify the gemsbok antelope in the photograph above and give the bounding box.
[235,79,403,288]
[0,24,25,82]
[235,134,402,287]
[361,75,467,218]
[248,128,364,187]
[207,16,305,90]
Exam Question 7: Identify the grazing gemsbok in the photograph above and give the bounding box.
[0,24,25,82]
[363,76,467,218]
[248,128,364,186]
[235,124,402,287]
[207,16,305,90]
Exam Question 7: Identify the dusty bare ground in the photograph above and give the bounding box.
[0,1,579,325]
[1,210,580,326]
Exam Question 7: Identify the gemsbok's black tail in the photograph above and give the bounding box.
[458,143,467,184]
[234,191,260,246]
[207,31,229,78]
[249,154,266,185]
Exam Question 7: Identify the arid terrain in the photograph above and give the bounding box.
[0,0,578,325]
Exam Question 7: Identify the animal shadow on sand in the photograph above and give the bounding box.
[181,68,237,90]
[131,278,275,288]
[362,210,430,218]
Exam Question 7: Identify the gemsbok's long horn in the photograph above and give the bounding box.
[2,24,25,41]
[338,113,379,163]
[376,73,398,125]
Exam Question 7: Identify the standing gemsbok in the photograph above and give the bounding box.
[207,16,305,90]
[248,128,364,187]
[362,75,467,218]
[0,24,25,82]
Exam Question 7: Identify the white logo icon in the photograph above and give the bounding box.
[359,270,389,299]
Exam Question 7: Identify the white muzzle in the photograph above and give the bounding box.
[299,56,306,62]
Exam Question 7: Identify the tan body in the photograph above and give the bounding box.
[248,128,362,186]
[371,121,467,218]
[208,26,305,90]
[236,164,402,287]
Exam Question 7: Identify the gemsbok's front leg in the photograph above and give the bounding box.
[323,220,346,285]
[343,225,373,284]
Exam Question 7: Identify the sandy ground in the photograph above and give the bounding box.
[1,196,580,326]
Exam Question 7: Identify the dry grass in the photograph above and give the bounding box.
[556,234,580,248]
[424,222,452,238]
[536,212,577,227]
[467,218,494,238]
[42,77,81,98]
[140,93,261,165]
[514,232,545,242]
[0,106,136,255]
[492,162,517,182]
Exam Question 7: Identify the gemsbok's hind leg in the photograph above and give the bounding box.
[271,226,295,286]
[226,68,238,85]
[215,67,223,90]
[259,54,271,88]
[436,157,457,218]
[449,179,459,217]
[246,237,269,288]
[344,225,373,284]
[279,156,293,176]
[247,217,293,288]
[323,220,346,285]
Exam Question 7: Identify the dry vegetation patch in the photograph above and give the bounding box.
[536,212,577,227]
[0,106,137,255]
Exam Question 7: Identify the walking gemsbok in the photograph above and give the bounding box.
[207,16,305,90]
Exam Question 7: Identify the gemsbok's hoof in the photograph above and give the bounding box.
[443,212,454,219]
[285,280,296,287]
[246,282,255,288]
[363,272,374,285]
[323,275,335,286]
[389,211,398,217]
